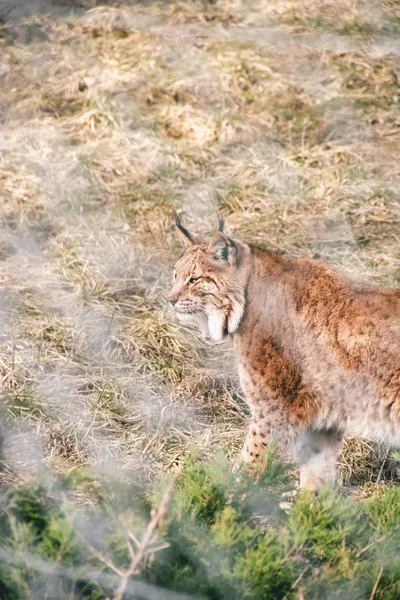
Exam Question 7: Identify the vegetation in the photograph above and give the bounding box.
[0,453,399,599]
[0,0,400,597]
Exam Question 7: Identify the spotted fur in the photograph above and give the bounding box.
[168,216,400,491]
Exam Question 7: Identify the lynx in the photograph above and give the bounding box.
[168,212,400,491]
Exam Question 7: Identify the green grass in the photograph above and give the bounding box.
[0,454,399,599]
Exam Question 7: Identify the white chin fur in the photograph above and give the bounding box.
[207,312,225,342]
[175,310,227,343]
[176,312,210,339]
[227,299,244,334]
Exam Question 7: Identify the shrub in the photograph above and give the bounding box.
[0,453,399,599]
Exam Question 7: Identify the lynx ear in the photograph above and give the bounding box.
[172,209,204,246]
[216,210,225,233]
[207,231,237,266]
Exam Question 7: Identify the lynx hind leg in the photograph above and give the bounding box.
[299,429,343,492]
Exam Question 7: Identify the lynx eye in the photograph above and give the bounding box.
[188,277,200,285]
[172,271,177,281]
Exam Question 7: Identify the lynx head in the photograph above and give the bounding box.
[167,211,246,342]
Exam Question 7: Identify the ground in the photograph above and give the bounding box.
[1,0,400,503]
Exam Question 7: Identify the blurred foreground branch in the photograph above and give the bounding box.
[0,544,200,600]
[114,467,182,600]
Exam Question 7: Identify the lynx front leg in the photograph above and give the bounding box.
[298,429,343,492]
[240,421,268,466]
[241,410,298,468]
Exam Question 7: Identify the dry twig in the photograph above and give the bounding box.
[369,565,383,600]
[113,467,182,600]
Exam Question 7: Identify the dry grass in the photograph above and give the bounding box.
[0,0,399,498]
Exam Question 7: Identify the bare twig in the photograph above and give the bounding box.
[282,565,310,600]
[369,565,383,600]
[0,545,200,600]
[85,542,124,577]
[113,467,181,600]
[376,447,390,483]
[356,524,400,558]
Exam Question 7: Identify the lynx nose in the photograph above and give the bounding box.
[168,297,178,307]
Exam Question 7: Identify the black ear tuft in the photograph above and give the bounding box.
[216,211,225,233]
[172,209,204,246]
[172,208,182,228]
